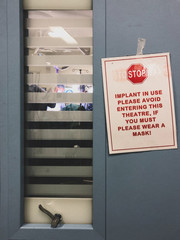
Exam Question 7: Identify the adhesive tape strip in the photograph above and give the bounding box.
[136,38,146,55]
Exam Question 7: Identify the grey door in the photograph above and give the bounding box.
[1,0,180,240]
[0,0,106,240]
[105,1,180,240]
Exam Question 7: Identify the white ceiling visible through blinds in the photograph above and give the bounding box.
[27,11,92,64]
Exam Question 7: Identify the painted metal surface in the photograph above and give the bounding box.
[0,0,106,239]
[106,0,180,239]
[1,0,180,240]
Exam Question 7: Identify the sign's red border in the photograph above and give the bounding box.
[103,54,176,152]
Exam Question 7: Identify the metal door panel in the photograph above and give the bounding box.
[106,1,180,239]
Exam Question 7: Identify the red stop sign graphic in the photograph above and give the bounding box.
[127,64,148,84]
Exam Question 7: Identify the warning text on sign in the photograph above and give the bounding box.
[115,90,165,136]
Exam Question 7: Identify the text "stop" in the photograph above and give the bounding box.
[127,64,148,84]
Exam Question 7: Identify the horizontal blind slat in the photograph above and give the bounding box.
[26,148,92,158]
[27,74,93,85]
[26,166,92,177]
[26,37,92,48]
[26,184,92,197]
[27,92,93,103]
[26,129,92,140]
[26,111,93,122]
[26,55,92,66]
[24,0,92,10]
[26,19,92,28]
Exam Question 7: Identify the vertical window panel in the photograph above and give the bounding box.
[24,9,93,224]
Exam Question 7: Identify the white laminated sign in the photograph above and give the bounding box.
[102,53,177,154]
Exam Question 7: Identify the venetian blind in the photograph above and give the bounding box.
[24,9,93,198]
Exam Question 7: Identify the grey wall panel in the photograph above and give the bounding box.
[0,0,8,239]
[106,0,180,240]
[92,0,106,236]
[0,0,106,239]
[7,0,24,237]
